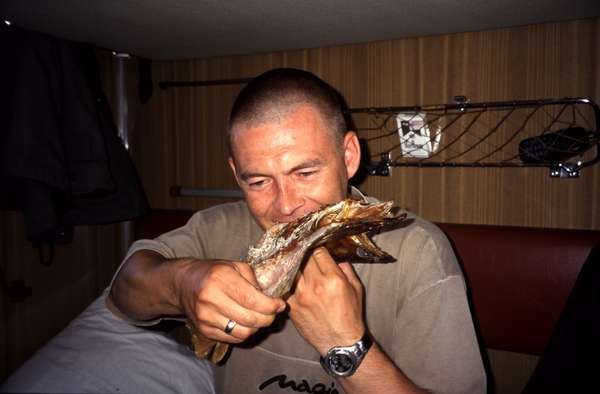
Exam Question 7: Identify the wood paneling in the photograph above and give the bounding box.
[133,18,600,230]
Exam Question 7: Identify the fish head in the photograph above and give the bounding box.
[248,198,413,297]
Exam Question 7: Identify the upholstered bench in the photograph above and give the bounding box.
[437,223,600,393]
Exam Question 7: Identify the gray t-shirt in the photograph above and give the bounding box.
[109,195,486,394]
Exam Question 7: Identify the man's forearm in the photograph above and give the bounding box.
[338,343,428,394]
[109,250,191,321]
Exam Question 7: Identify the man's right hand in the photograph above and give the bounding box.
[109,250,286,344]
[175,258,286,343]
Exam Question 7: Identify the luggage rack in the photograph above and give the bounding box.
[347,97,600,178]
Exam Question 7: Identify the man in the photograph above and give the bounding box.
[109,68,486,393]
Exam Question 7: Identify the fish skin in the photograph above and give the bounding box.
[187,198,413,363]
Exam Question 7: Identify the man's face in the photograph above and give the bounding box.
[228,104,361,230]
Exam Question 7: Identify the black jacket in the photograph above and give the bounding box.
[0,26,148,244]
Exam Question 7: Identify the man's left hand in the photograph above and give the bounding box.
[287,247,365,355]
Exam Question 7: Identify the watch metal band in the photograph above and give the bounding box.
[320,331,373,377]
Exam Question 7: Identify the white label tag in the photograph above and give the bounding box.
[396,112,441,158]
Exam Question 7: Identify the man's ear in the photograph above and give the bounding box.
[228,157,241,186]
[343,131,361,179]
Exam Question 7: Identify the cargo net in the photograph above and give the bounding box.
[348,98,600,177]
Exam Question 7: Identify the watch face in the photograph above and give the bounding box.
[321,333,372,377]
[329,351,355,374]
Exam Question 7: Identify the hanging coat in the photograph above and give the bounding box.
[0,25,148,246]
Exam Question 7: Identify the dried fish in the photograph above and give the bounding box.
[187,198,412,363]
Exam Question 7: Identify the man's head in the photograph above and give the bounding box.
[227,68,347,156]
[227,68,361,230]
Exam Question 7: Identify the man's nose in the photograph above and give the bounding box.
[276,181,304,217]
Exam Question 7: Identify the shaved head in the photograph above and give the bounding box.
[227,68,347,157]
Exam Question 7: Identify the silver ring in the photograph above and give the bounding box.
[223,319,237,334]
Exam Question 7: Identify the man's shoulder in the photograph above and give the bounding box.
[184,200,263,252]
[189,199,253,225]
[380,210,454,255]
[400,213,449,247]
[369,209,461,277]
[354,188,447,243]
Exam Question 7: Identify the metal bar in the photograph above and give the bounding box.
[346,97,596,115]
[390,161,548,168]
[159,77,253,90]
[478,106,540,163]
[115,53,130,149]
[424,108,488,162]
[114,52,133,252]
[170,186,244,199]
[443,109,504,162]
[581,98,600,169]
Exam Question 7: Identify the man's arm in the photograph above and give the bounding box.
[287,248,427,393]
[341,343,427,394]
[110,250,286,343]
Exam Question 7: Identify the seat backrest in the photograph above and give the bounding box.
[438,223,600,355]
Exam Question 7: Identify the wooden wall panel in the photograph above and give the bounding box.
[132,18,599,230]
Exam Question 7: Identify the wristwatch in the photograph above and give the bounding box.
[319,332,373,377]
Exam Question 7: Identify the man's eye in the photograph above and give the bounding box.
[248,179,266,188]
[298,170,316,178]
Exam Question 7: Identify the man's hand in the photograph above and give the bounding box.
[176,259,286,343]
[286,248,426,393]
[110,250,285,344]
[286,247,365,355]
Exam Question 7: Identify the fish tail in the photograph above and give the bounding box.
[186,321,231,363]
[211,342,231,363]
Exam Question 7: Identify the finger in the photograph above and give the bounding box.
[289,267,307,298]
[216,291,280,329]
[311,247,341,275]
[226,262,287,314]
[301,250,324,281]
[200,318,251,343]
[188,311,248,344]
[338,262,363,292]
[233,262,260,288]
[194,301,275,342]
